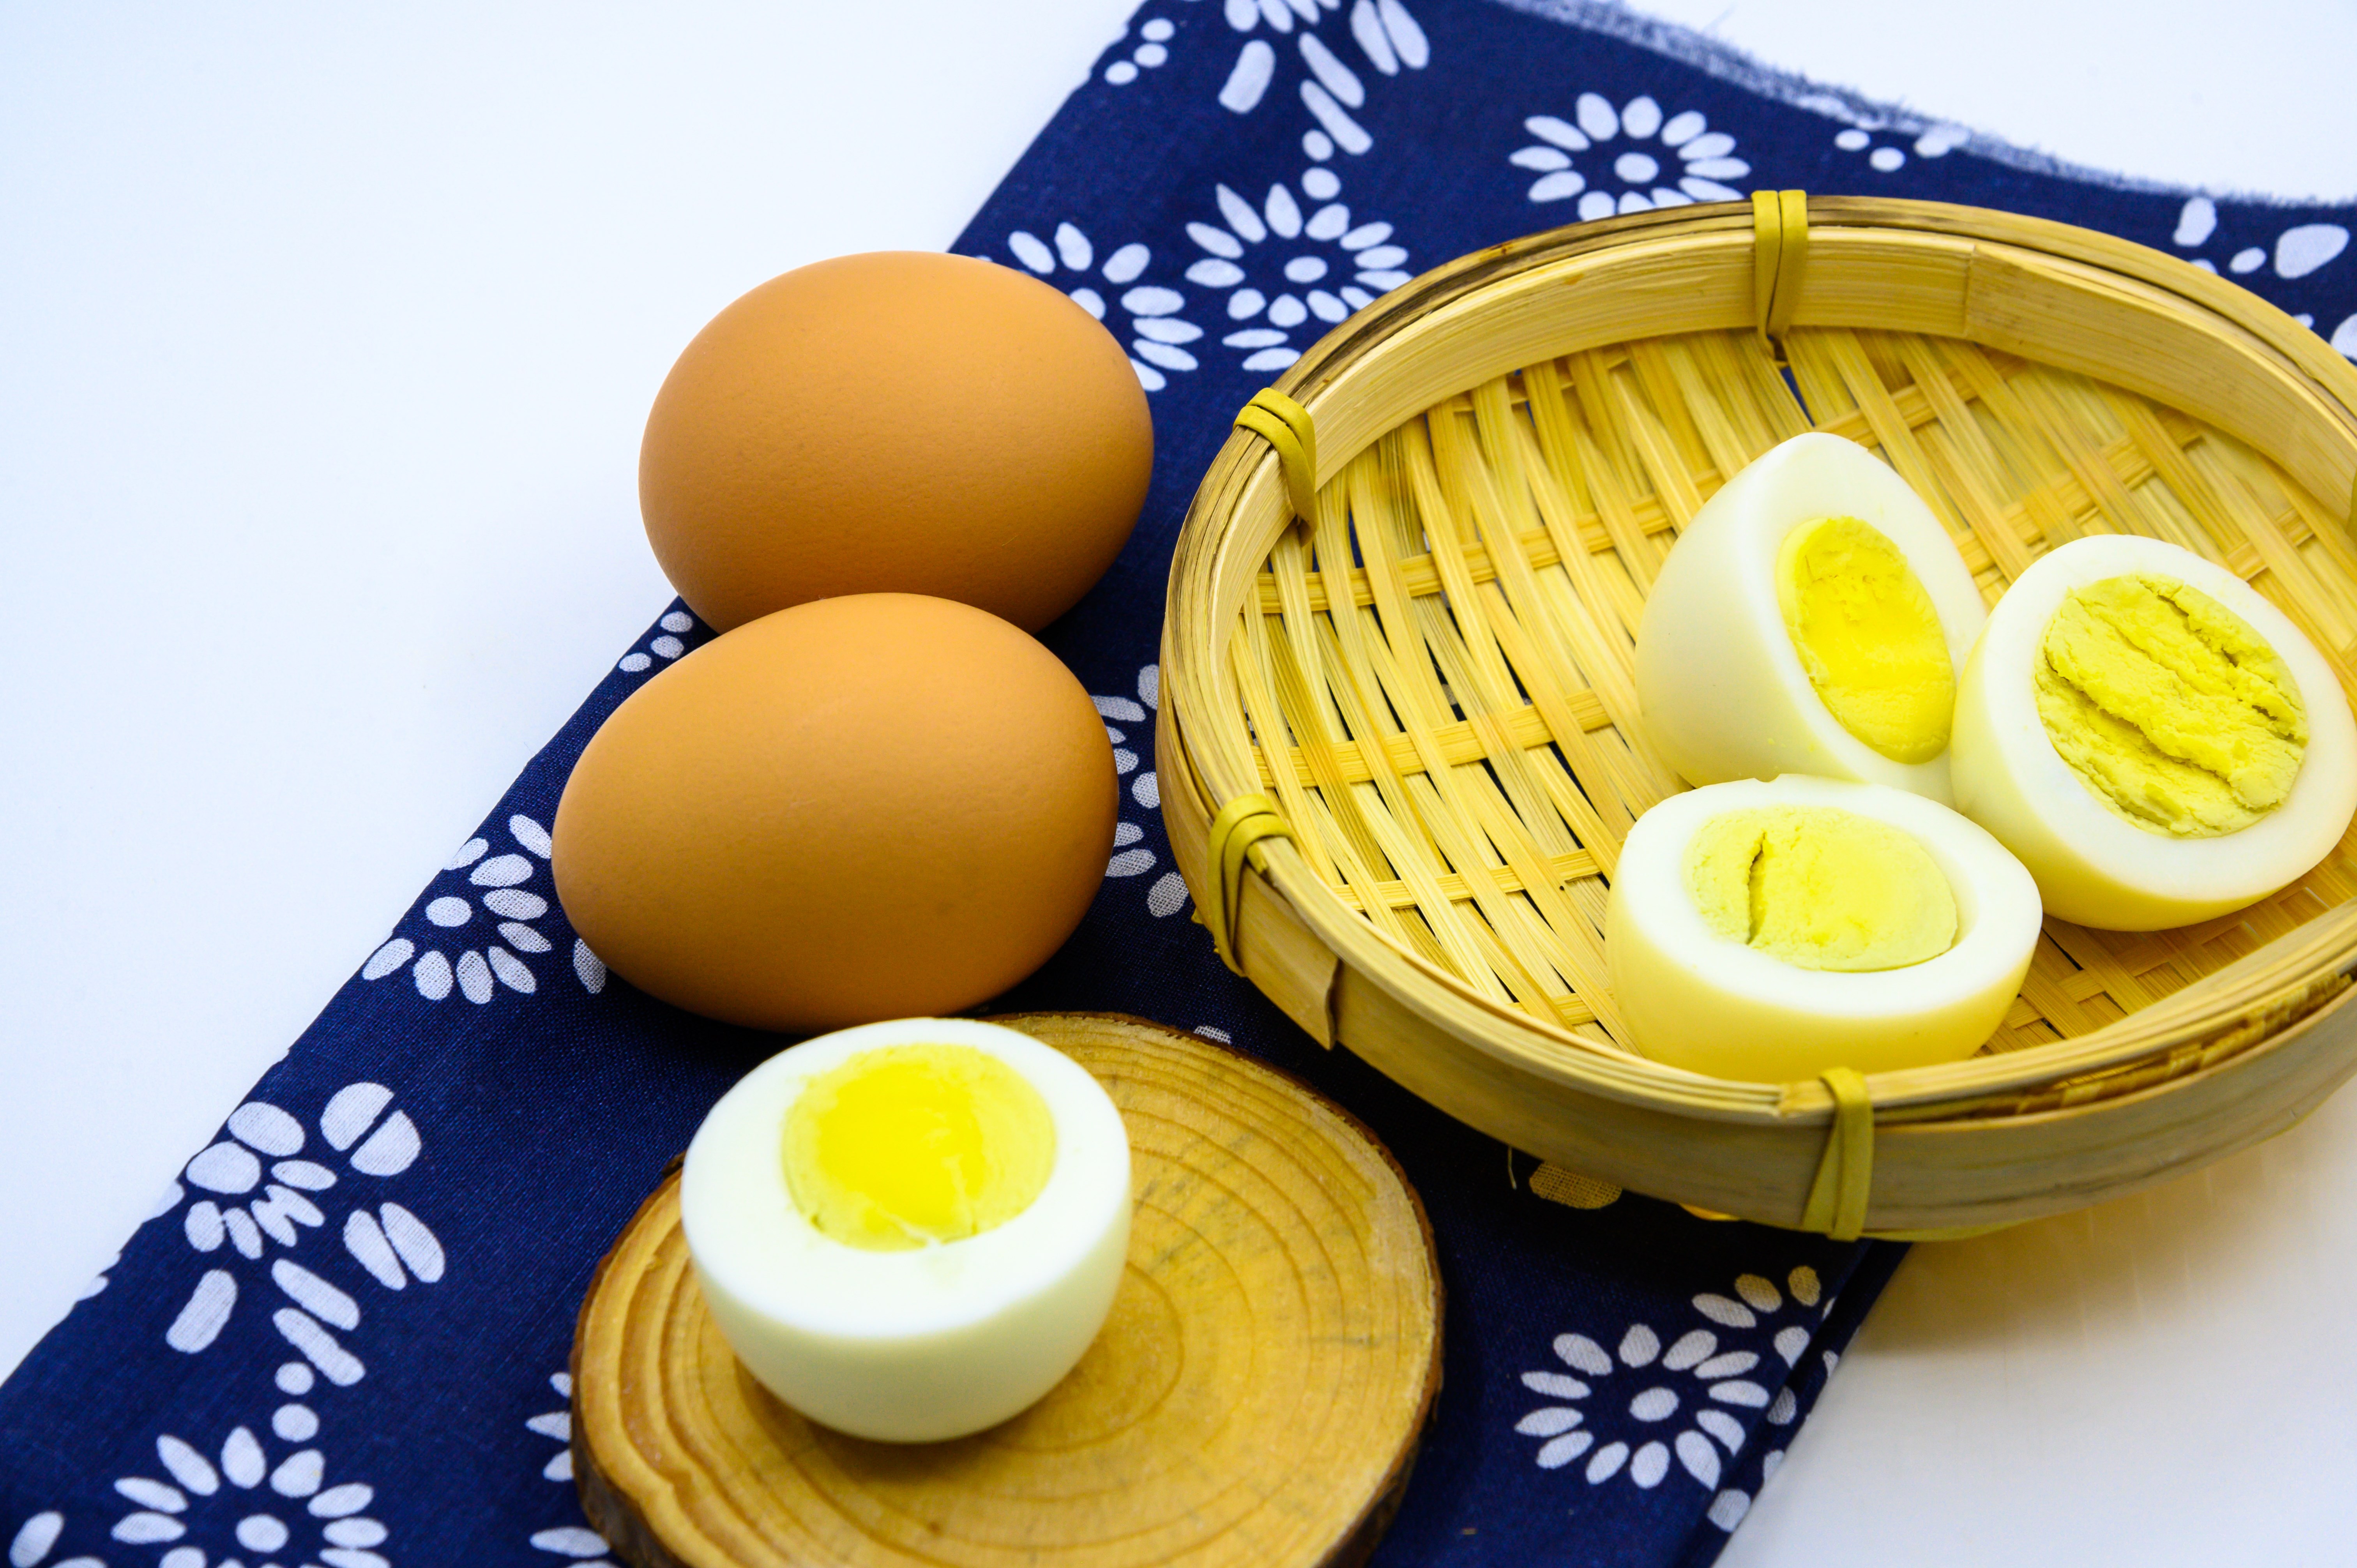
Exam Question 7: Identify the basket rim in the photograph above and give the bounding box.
[1161,194,2357,1127]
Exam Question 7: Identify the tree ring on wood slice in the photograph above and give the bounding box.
[571,1011,1444,1568]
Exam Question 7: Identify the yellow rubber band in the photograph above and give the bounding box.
[1750,190,1782,351]
[1801,1066,1873,1241]
[1234,388,1319,527]
[1694,1063,2025,1239]
[1770,189,1809,340]
[1751,189,1809,357]
[1202,792,1293,975]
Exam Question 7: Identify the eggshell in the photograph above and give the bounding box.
[639,251,1153,634]
[551,593,1117,1032]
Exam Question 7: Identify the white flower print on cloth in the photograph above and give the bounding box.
[526,1370,621,1565]
[1187,168,1409,373]
[1095,664,1189,919]
[528,1370,577,1483]
[618,608,696,675]
[7,1511,97,1568]
[361,812,559,1003]
[162,1083,442,1386]
[1000,223,1203,392]
[2168,196,2352,348]
[573,936,610,996]
[1101,15,1175,87]
[1214,0,1429,162]
[98,1421,389,1567]
[532,1525,616,1564]
[1830,120,1965,176]
[1512,93,1749,220]
[1514,1266,1831,1531]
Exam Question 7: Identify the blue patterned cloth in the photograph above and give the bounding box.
[7,4,2354,1566]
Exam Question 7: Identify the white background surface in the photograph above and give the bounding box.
[5,3,2356,1562]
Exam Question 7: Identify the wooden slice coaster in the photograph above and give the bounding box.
[572,1012,1443,1568]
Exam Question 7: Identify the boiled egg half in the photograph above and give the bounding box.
[1607,775,2043,1081]
[681,1017,1132,1441]
[1637,433,1987,803]
[1950,533,2357,929]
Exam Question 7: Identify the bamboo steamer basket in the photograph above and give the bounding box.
[1158,193,2357,1240]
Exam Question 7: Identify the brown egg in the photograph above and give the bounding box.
[547,594,1117,1033]
[551,593,1116,1033]
[639,252,1153,634]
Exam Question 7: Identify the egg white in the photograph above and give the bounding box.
[1949,533,2357,930]
[681,1015,1132,1442]
[1636,432,1988,803]
[1606,775,2044,1082]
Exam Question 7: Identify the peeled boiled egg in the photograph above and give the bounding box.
[551,593,1116,1033]
[682,1017,1132,1441]
[639,251,1153,634]
[1636,433,1988,803]
[1607,775,2043,1081]
[1950,533,2357,929]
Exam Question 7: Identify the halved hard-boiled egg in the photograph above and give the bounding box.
[1950,533,2357,930]
[681,1017,1131,1441]
[1607,776,2043,1081]
[1636,433,1988,803]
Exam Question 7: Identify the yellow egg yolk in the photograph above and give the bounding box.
[1776,516,1957,764]
[2035,574,2308,837]
[781,1044,1055,1251]
[1682,805,1958,970]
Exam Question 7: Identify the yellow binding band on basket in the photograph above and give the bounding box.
[1795,1068,2020,1243]
[1201,792,1294,975]
[1234,388,1319,526]
[1750,189,1809,357]
[1800,1067,1873,1241]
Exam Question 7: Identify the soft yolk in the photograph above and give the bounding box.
[2035,573,2308,837]
[1776,516,1957,764]
[1683,805,1958,971]
[781,1044,1055,1251]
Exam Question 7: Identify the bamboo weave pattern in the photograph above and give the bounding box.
[1236,326,2357,1068]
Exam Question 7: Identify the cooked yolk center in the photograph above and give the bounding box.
[2035,574,2307,838]
[1776,516,1956,765]
[781,1044,1055,1251]
[1683,805,1958,971]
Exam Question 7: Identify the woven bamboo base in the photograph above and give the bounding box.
[1235,330,2357,1054]
[571,1014,1441,1568]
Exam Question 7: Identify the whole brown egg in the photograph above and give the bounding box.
[551,593,1116,1033]
[638,251,1153,634]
